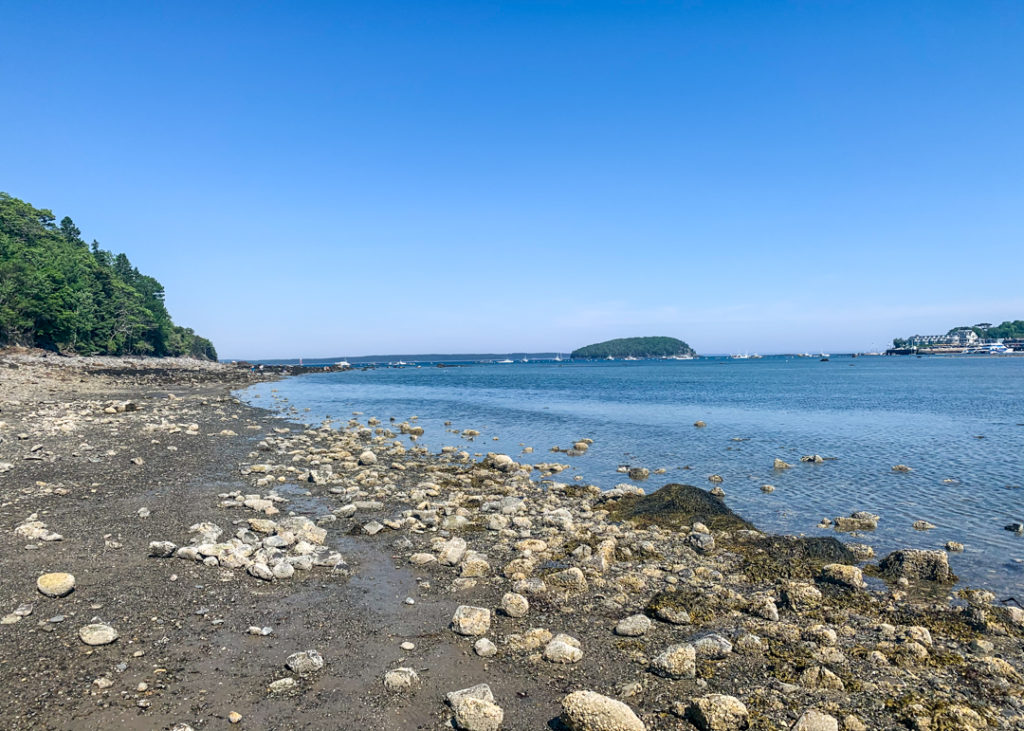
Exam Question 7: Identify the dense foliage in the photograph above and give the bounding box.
[0,193,216,358]
[948,321,1024,339]
[571,336,695,359]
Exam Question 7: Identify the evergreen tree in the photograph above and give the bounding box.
[0,192,217,359]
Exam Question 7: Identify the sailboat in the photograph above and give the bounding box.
[553,354,562,362]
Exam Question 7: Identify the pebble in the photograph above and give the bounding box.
[474,637,498,657]
[36,572,75,598]
[383,667,420,691]
[79,623,118,646]
[286,649,325,675]
[268,677,298,693]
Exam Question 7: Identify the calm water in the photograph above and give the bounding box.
[239,356,1024,594]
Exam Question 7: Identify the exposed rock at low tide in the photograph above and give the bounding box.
[561,690,646,731]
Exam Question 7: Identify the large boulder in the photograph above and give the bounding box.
[605,483,752,531]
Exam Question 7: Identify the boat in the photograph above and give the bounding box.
[624,356,639,361]
[669,354,694,361]
[732,353,750,360]
[497,359,514,364]
[335,360,351,368]
[606,355,615,361]
[553,354,562,362]
[750,354,763,359]
[963,342,1014,355]
[521,357,529,363]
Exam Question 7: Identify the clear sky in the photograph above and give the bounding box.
[3,1,1022,358]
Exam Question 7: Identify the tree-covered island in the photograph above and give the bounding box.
[0,193,216,358]
[570,336,695,359]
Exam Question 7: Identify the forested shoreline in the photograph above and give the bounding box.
[0,193,216,358]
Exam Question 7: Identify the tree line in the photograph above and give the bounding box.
[0,192,216,359]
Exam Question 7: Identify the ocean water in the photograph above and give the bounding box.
[238,356,1024,595]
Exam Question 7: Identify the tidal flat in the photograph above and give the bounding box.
[0,355,1022,730]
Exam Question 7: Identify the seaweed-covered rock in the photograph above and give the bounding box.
[606,484,752,531]
[879,549,955,583]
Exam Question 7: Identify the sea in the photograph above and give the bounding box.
[237,355,1024,596]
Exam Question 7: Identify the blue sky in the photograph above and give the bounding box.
[3,1,1022,357]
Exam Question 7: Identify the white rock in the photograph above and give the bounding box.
[286,649,324,674]
[614,614,652,637]
[451,605,491,636]
[561,690,646,731]
[79,623,118,646]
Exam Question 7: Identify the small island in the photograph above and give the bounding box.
[571,335,696,359]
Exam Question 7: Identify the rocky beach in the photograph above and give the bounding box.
[1,355,1022,731]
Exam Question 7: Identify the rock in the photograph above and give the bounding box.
[773,458,792,470]
[547,566,588,594]
[614,614,652,637]
[474,638,498,657]
[248,562,274,581]
[439,537,468,566]
[228,712,242,724]
[358,450,377,465]
[451,605,491,636]
[561,690,646,731]
[800,455,825,464]
[792,710,838,731]
[268,677,297,693]
[608,483,751,530]
[148,541,177,558]
[912,520,936,530]
[37,572,75,598]
[833,512,878,531]
[879,549,954,582]
[286,650,325,675]
[691,632,732,658]
[1004,522,1024,534]
[688,532,716,552]
[694,420,707,428]
[483,453,516,472]
[687,694,749,731]
[650,643,696,678]
[654,605,691,624]
[781,582,822,610]
[628,467,650,480]
[799,665,844,691]
[892,464,912,472]
[544,634,583,663]
[945,541,964,552]
[760,484,775,493]
[447,684,504,731]
[383,667,420,691]
[79,623,118,646]
[501,592,529,618]
[819,563,865,589]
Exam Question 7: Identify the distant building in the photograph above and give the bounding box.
[906,330,978,348]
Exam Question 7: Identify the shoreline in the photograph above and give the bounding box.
[1,356,1022,730]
